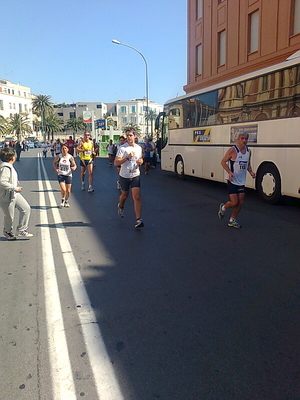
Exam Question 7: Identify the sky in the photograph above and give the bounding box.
[0,0,187,107]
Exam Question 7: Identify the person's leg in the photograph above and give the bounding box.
[119,190,129,208]
[59,181,66,200]
[81,165,86,184]
[87,163,94,187]
[65,183,72,201]
[132,187,142,220]
[15,194,31,232]
[0,200,15,233]
[231,192,245,220]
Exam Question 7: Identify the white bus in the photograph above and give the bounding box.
[155,50,300,204]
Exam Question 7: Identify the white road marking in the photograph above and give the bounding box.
[38,155,77,399]
[38,154,124,400]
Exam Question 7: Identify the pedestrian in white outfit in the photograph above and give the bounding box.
[0,147,33,240]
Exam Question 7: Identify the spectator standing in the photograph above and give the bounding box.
[0,147,33,240]
[66,136,75,156]
[15,140,22,161]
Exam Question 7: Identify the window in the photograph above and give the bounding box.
[96,104,102,108]
[249,10,259,53]
[196,44,202,75]
[69,112,76,118]
[24,104,28,112]
[19,103,22,112]
[121,117,127,123]
[120,106,127,113]
[12,90,14,95]
[13,103,16,109]
[58,112,63,116]
[9,102,12,109]
[131,106,136,113]
[197,0,203,19]
[8,89,10,94]
[130,117,136,123]
[0,100,3,110]
[293,0,300,35]
[218,30,226,66]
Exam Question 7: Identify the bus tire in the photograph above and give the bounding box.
[256,163,282,204]
[175,156,185,179]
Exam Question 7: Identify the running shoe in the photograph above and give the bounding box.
[64,201,70,208]
[227,219,241,229]
[81,183,85,191]
[218,203,225,219]
[118,203,124,218]
[4,231,16,240]
[18,230,34,237]
[60,199,65,207]
[134,219,144,228]
[88,187,94,193]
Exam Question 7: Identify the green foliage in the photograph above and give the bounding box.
[5,114,32,139]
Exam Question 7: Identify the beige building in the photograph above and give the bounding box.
[185,0,300,95]
[0,78,33,131]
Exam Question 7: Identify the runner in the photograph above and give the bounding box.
[218,132,256,228]
[66,135,75,156]
[115,135,126,189]
[53,144,77,207]
[114,128,144,228]
[76,132,95,193]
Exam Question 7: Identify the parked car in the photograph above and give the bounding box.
[34,141,43,148]
[0,141,4,148]
[28,141,35,149]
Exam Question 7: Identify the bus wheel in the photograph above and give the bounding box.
[175,156,185,179]
[256,163,282,204]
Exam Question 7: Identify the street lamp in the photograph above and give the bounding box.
[112,39,149,136]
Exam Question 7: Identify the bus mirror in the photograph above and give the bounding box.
[155,112,166,130]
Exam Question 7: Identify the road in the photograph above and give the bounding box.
[1,148,300,400]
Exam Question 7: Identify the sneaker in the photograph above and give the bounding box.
[64,201,70,208]
[117,181,121,190]
[218,203,225,219]
[81,183,85,191]
[134,219,144,228]
[117,203,124,218]
[227,219,241,229]
[18,230,34,237]
[4,231,16,240]
[145,171,148,175]
[60,199,65,207]
[88,187,94,193]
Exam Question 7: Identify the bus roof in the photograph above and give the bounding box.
[166,49,300,105]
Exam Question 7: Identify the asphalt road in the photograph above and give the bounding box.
[1,148,300,400]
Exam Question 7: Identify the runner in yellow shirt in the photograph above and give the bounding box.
[76,132,95,193]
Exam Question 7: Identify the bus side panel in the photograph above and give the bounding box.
[284,148,300,197]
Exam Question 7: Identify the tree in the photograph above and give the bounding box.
[5,114,32,140]
[64,117,85,140]
[123,123,141,136]
[145,109,158,138]
[45,111,64,141]
[32,94,53,140]
[0,115,6,136]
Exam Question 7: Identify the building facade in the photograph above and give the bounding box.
[54,101,107,123]
[116,99,163,135]
[185,0,300,95]
[0,78,33,128]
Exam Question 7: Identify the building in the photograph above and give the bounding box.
[54,101,107,123]
[116,98,163,136]
[0,78,33,130]
[185,0,300,95]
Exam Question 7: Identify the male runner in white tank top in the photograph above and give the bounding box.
[218,132,256,228]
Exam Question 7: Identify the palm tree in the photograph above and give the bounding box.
[5,114,32,139]
[64,117,85,140]
[45,111,64,141]
[0,115,6,136]
[145,109,158,138]
[32,94,53,140]
[123,123,141,136]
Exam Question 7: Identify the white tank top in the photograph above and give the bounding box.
[58,154,72,176]
[228,145,250,186]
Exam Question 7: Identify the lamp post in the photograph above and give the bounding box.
[112,39,149,136]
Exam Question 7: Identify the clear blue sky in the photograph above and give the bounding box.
[0,0,187,106]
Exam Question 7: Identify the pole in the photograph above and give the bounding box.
[112,39,149,135]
